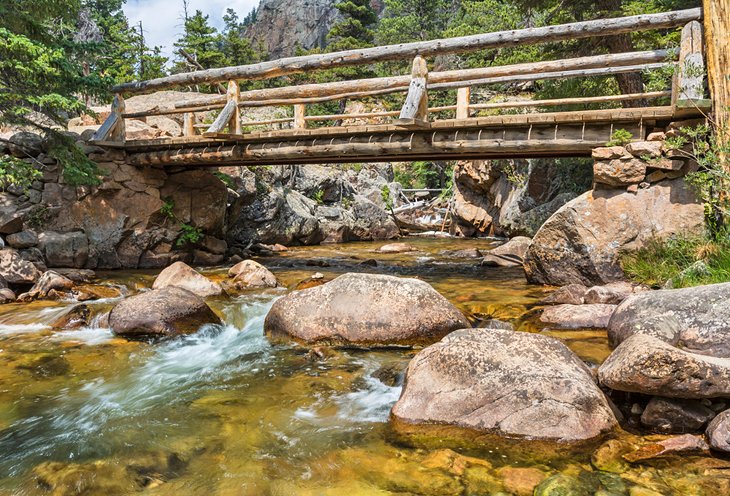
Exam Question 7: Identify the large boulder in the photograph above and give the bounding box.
[227,260,278,289]
[524,178,704,286]
[0,248,42,284]
[598,334,730,399]
[109,286,221,338]
[229,187,324,246]
[607,282,730,357]
[152,261,223,297]
[391,328,618,442]
[18,270,74,301]
[37,231,89,268]
[264,273,469,347]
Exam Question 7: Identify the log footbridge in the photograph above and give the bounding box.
[93,7,727,167]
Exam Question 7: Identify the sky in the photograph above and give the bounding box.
[123,0,260,59]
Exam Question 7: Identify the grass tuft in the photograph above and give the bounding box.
[620,234,730,289]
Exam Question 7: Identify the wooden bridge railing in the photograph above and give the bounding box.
[92,8,710,145]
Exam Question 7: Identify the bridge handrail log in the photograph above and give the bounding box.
[119,50,675,118]
[112,8,700,95]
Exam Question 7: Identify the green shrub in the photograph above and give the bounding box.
[312,189,325,204]
[606,129,633,147]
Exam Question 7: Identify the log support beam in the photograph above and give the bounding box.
[456,87,471,119]
[673,21,710,109]
[703,0,730,146]
[396,56,429,128]
[92,94,125,142]
[294,104,307,129]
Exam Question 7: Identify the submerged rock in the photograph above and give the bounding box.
[706,409,730,453]
[640,397,716,433]
[391,328,618,442]
[524,178,704,286]
[599,334,730,399]
[377,242,416,253]
[152,261,223,298]
[17,270,74,301]
[540,304,616,329]
[264,273,468,347]
[109,286,221,338]
[227,259,278,289]
[481,236,531,267]
[607,282,730,357]
[540,284,588,305]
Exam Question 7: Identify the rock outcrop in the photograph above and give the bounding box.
[226,165,399,249]
[524,178,704,286]
[607,282,730,357]
[264,273,469,347]
[451,158,591,238]
[391,328,618,442]
[598,334,730,399]
[0,248,41,284]
[152,261,223,298]
[109,286,221,338]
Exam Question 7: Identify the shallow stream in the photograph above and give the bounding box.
[0,238,726,495]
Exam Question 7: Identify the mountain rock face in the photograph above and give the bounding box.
[245,0,340,59]
[245,0,385,59]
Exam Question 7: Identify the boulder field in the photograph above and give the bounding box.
[264,272,469,347]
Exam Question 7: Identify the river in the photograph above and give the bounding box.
[0,238,721,495]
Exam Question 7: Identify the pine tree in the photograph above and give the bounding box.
[221,8,258,66]
[377,0,452,44]
[173,10,225,72]
[0,0,106,188]
[327,0,378,51]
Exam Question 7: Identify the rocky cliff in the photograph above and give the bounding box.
[451,158,593,238]
[244,0,385,59]
[245,0,340,59]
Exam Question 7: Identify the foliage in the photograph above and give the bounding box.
[0,156,42,192]
[25,205,50,229]
[221,9,260,68]
[173,10,226,73]
[381,184,393,210]
[377,0,451,44]
[177,223,204,247]
[312,189,325,205]
[160,197,204,247]
[677,124,730,237]
[47,135,106,186]
[213,171,236,189]
[621,234,730,288]
[606,129,634,147]
[501,161,528,188]
[328,0,378,51]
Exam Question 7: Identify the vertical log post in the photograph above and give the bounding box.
[294,103,307,129]
[183,112,195,137]
[395,55,429,128]
[227,80,241,134]
[703,0,730,144]
[456,86,471,119]
[673,21,709,109]
[109,94,126,142]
